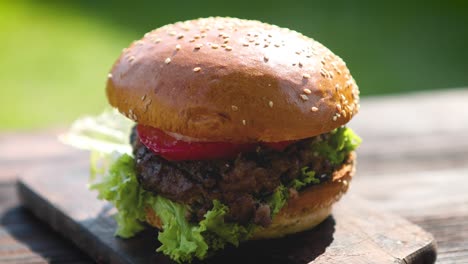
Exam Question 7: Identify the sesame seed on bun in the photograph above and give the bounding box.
[106,17,359,142]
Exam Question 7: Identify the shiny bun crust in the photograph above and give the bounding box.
[107,17,360,142]
[145,152,355,239]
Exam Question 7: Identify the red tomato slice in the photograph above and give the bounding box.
[137,125,257,161]
[262,140,296,151]
[137,125,297,161]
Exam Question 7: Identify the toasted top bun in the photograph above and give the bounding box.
[145,152,355,239]
[107,17,359,142]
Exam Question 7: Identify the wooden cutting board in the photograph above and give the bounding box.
[17,162,436,264]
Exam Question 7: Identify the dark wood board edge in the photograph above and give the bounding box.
[326,197,437,264]
[17,179,129,264]
[403,241,437,264]
[16,167,438,264]
[349,199,438,264]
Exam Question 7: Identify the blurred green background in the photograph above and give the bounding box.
[1,1,467,130]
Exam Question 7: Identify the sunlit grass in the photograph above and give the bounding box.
[1,1,467,130]
[0,2,134,130]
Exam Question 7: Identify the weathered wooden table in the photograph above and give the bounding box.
[1,88,467,263]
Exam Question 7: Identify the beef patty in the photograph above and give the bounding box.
[131,127,336,227]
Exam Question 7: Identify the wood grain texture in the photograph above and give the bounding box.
[350,88,468,176]
[16,160,435,264]
[352,169,468,218]
[0,183,91,264]
[1,88,468,263]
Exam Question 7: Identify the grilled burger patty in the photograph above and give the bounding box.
[131,127,337,227]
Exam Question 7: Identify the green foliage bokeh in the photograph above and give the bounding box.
[1,0,467,129]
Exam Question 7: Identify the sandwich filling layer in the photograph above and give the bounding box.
[86,120,360,263]
[131,126,360,227]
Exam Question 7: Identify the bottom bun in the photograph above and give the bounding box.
[145,152,355,240]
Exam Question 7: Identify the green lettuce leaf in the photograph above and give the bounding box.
[289,167,320,190]
[62,111,361,263]
[90,154,147,238]
[199,201,252,248]
[265,128,360,217]
[266,168,319,217]
[312,126,361,165]
[149,195,209,262]
[266,185,289,216]
[59,109,134,155]
[151,197,254,262]
[90,153,253,263]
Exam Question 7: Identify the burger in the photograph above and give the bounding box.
[93,17,361,262]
